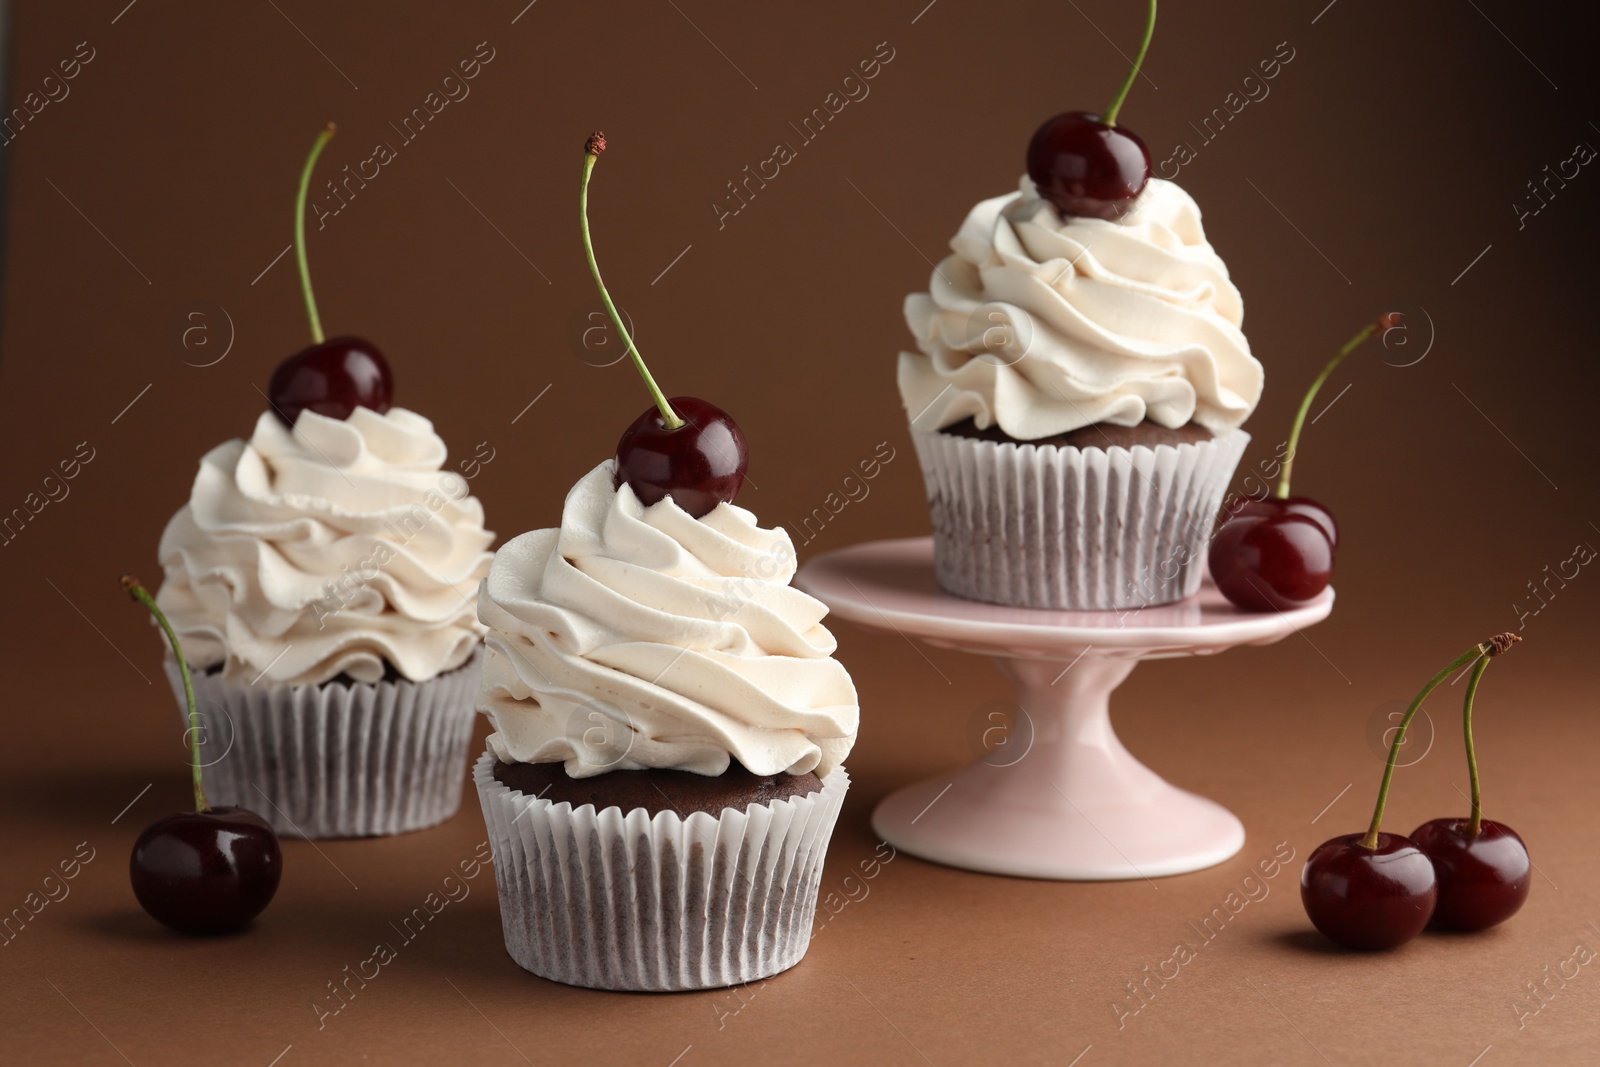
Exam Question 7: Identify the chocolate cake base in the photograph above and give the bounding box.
[475,752,849,991]
[911,424,1249,610]
[492,759,823,817]
[942,417,1212,450]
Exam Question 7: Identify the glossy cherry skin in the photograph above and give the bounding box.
[1222,495,1339,553]
[267,335,393,427]
[1210,511,1334,611]
[130,808,282,935]
[615,396,747,518]
[1025,111,1151,220]
[1301,832,1438,950]
[1410,818,1532,932]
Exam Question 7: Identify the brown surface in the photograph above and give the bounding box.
[3,1,1599,1064]
[492,758,822,817]
[942,416,1214,449]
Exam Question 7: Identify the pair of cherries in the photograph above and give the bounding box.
[1307,817,1531,950]
[1302,634,1531,950]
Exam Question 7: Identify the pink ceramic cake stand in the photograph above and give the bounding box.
[795,537,1334,881]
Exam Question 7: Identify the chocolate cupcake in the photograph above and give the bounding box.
[475,461,857,991]
[155,407,494,838]
[897,176,1260,610]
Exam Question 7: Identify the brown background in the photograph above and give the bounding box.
[3,1,1599,1064]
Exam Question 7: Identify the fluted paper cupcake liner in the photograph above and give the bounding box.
[474,750,849,991]
[165,650,482,839]
[913,428,1248,610]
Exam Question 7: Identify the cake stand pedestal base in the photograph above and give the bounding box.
[796,537,1333,881]
[872,656,1244,880]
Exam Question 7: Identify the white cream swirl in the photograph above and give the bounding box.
[897,176,1262,439]
[157,408,493,686]
[478,462,858,779]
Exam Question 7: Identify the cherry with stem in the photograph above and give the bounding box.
[123,576,281,935]
[1025,0,1156,220]
[1210,314,1398,611]
[1411,633,1531,932]
[580,132,748,518]
[267,123,394,427]
[1298,638,1507,949]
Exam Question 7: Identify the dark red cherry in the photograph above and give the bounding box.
[1026,111,1151,221]
[1410,818,1531,932]
[267,335,393,427]
[1301,832,1437,950]
[130,807,282,935]
[615,396,748,518]
[1210,511,1334,611]
[1222,495,1339,553]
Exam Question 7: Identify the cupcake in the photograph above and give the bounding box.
[156,407,494,838]
[151,125,493,838]
[897,5,1262,612]
[475,462,856,991]
[897,174,1261,610]
[472,132,858,992]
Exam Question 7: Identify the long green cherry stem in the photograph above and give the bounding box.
[1276,315,1390,499]
[1462,631,1520,837]
[296,123,336,345]
[1361,640,1491,850]
[1103,0,1156,127]
[1461,656,1491,838]
[122,576,209,814]
[580,132,682,430]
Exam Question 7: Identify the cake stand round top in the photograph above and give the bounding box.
[795,537,1333,660]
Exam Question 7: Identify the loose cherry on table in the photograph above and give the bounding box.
[1301,635,1517,949]
[130,807,282,936]
[1410,634,1532,932]
[266,123,393,427]
[1210,314,1399,612]
[1024,0,1156,220]
[122,577,282,935]
[580,132,749,518]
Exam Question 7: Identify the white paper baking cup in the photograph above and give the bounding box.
[913,428,1248,610]
[165,650,482,839]
[474,751,849,991]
